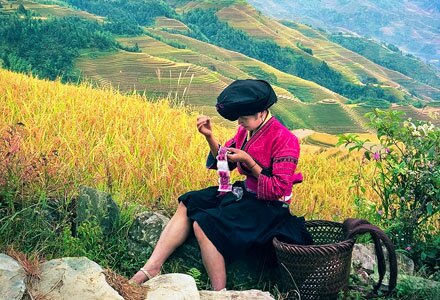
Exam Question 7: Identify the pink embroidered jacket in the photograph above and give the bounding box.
[207,117,303,204]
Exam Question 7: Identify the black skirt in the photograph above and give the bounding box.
[178,181,313,264]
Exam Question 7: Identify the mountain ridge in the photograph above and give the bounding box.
[247,0,440,69]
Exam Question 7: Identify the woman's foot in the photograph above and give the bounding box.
[129,267,160,285]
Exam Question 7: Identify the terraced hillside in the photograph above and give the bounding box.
[248,0,440,70]
[290,27,440,102]
[79,33,365,133]
[213,2,435,102]
[3,0,438,134]
[117,35,250,83]
[353,105,440,127]
[142,28,343,103]
[154,16,189,32]
[76,51,228,106]
[2,0,103,21]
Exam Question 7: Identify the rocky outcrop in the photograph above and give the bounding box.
[127,211,170,257]
[77,186,120,235]
[33,257,124,300]
[352,243,415,276]
[0,254,26,300]
[0,254,276,300]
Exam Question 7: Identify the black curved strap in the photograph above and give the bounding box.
[343,218,398,297]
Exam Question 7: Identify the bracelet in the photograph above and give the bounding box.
[249,162,257,169]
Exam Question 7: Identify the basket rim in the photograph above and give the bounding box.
[273,235,355,250]
[305,219,345,227]
[273,219,356,251]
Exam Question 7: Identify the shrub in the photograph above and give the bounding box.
[338,110,439,262]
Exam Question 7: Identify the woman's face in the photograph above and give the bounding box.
[237,112,264,131]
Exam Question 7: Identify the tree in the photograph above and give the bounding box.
[17,4,27,15]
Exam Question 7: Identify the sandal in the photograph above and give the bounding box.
[139,268,154,280]
[129,267,161,285]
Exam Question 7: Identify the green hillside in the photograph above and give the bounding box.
[248,0,440,70]
[0,0,103,20]
[210,2,437,102]
[1,0,439,134]
[76,50,228,106]
[139,28,340,102]
[330,34,440,88]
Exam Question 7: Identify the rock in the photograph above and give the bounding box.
[0,254,26,300]
[352,244,376,273]
[143,273,200,300]
[33,257,123,300]
[76,186,120,235]
[200,290,274,300]
[352,243,414,275]
[127,211,170,257]
[396,252,415,276]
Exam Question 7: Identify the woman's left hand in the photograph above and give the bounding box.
[226,147,253,165]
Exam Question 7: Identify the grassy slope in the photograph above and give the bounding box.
[76,50,228,107]
[3,0,104,21]
[0,68,376,220]
[139,28,341,102]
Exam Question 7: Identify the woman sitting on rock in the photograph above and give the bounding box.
[130,79,312,290]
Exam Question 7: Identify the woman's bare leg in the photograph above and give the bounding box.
[193,221,226,291]
[130,202,191,283]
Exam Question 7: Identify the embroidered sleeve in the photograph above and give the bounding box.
[257,133,301,200]
[205,137,237,170]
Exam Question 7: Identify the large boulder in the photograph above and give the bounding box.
[352,243,414,276]
[0,254,26,300]
[127,211,171,257]
[142,273,276,300]
[143,273,200,300]
[76,186,120,235]
[32,257,123,300]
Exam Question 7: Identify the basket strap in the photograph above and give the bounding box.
[342,218,387,292]
[343,218,398,297]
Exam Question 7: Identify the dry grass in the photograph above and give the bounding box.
[6,247,46,300]
[0,69,232,209]
[6,247,43,280]
[0,69,376,221]
[293,145,377,220]
[103,269,148,300]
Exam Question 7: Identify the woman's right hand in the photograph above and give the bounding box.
[197,115,213,138]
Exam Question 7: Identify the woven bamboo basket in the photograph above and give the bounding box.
[273,220,355,300]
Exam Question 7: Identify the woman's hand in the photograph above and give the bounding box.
[227,147,261,178]
[197,115,212,138]
[226,147,253,165]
